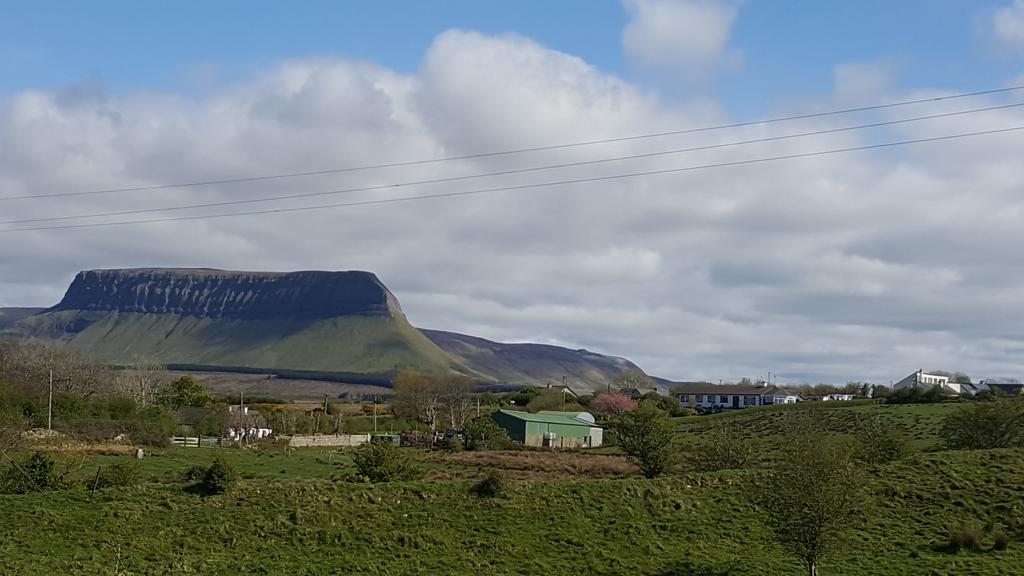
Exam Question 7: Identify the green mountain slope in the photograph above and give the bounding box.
[0,308,44,331]
[422,329,656,392]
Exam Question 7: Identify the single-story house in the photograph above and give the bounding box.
[894,370,964,395]
[491,410,602,448]
[673,383,801,410]
[227,405,273,440]
[544,383,581,398]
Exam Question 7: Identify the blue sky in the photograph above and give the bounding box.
[3,0,1021,115]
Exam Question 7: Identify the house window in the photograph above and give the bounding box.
[744,395,757,405]
[695,394,703,402]
[719,395,728,403]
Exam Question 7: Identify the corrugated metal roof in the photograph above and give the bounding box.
[498,410,595,426]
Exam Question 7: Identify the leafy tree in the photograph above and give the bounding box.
[591,393,638,415]
[752,421,863,576]
[158,376,212,410]
[1,451,67,494]
[612,402,677,478]
[461,416,511,451]
[940,401,1024,449]
[351,441,418,482]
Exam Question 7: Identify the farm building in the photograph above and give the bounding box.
[491,410,603,448]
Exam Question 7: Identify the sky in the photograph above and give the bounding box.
[2,0,1024,384]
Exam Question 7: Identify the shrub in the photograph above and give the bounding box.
[854,417,908,465]
[691,422,754,472]
[399,430,434,448]
[199,457,238,495]
[0,451,65,494]
[97,462,141,489]
[993,528,1010,551]
[471,471,508,498]
[351,441,418,482]
[941,401,1024,450]
[948,524,984,552]
[443,436,464,453]
[461,416,512,451]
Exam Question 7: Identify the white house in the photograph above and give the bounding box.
[894,370,963,395]
[673,383,801,410]
[227,405,273,440]
[822,393,856,401]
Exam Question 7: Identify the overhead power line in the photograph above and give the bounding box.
[2,124,1021,233]
[1,84,1023,202]
[3,101,1022,225]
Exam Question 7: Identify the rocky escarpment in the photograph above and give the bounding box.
[51,268,402,320]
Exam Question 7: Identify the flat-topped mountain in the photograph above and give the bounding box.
[53,268,401,319]
[4,268,658,391]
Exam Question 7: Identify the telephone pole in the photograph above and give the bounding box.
[47,370,53,431]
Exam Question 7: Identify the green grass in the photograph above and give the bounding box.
[3,403,1023,575]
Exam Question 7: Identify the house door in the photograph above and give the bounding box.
[731,396,739,408]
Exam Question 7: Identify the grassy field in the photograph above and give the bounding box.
[2,402,1023,575]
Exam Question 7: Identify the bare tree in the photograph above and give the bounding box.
[752,418,863,576]
[442,374,474,429]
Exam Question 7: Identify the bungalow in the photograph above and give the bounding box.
[894,370,963,395]
[673,383,800,411]
[491,410,602,448]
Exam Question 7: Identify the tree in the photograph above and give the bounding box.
[158,376,212,410]
[752,421,863,576]
[590,393,638,415]
[940,401,1024,449]
[525,389,584,413]
[615,371,656,392]
[461,416,511,450]
[612,402,677,478]
[440,374,474,429]
[853,417,907,464]
[691,421,754,472]
[351,441,419,482]
[392,372,444,432]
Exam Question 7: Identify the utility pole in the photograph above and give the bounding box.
[372,396,378,434]
[323,394,329,414]
[476,395,480,418]
[47,370,53,431]
[239,390,245,445]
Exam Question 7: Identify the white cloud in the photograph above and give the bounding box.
[993,0,1024,52]
[621,0,740,76]
[3,30,1024,384]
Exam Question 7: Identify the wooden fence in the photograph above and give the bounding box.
[171,436,226,448]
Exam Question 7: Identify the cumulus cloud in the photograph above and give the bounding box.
[621,0,740,76]
[2,30,1024,384]
[993,0,1024,52]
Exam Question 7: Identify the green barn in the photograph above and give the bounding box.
[491,410,603,448]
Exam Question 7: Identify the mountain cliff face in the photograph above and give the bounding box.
[6,268,657,392]
[52,268,401,320]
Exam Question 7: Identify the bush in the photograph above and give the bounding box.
[471,471,508,498]
[351,441,418,482]
[461,416,512,451]
[854,417,908,465]
[691,422,754,472]
[948,524,984,552]
[941,401,1024,450]
[97,462,141,489]
[399,430,434,448]
[0,451,66,494]
[197,457,238,495]
[993,528,1010,551]
[443,436,464,453]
